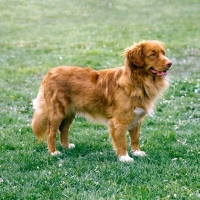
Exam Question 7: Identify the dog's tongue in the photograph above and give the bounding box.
[157,71,167,76]
[150,68,167,76]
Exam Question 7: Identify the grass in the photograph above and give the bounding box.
[0,0,200,199]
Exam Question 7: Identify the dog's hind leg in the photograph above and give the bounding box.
[59,114,75,149]
[47,111,64,155]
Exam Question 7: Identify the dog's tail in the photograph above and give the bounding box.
[31,86,48,142]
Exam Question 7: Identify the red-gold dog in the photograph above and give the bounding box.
[32,40,172,162]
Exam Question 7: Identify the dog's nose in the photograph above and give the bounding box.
[166,61,172,69]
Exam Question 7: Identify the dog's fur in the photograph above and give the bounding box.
[31,40,172,162]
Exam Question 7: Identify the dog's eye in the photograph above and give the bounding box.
[150,52,156,56]
[161,50,165,55]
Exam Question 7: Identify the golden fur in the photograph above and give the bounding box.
[31,40,172,161]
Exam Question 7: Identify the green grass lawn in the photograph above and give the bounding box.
[0,0,200,199]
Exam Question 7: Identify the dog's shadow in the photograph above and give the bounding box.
[60,141,116,162]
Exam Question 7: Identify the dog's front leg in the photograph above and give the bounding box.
[109,119,134,162]
[129,122,147,157]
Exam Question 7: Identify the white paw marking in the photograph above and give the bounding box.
[68,143,75,149]
[132,150,147,157]
[50,150,62,156]
[119,153,134,162]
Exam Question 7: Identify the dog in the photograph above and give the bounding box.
[31,40,172,162]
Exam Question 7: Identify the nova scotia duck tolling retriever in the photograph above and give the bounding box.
[31,40,172,162]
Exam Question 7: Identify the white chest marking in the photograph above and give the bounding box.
[128,107,147,130]
[134,107,146,116]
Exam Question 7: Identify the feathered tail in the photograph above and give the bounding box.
[31,86,48,141]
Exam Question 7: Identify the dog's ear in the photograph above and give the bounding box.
[124,42,144,67]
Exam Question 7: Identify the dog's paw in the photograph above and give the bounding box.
[68,143,75,149]
[50,150,62,156]
[131,150,147,157]
[119,153,134,162]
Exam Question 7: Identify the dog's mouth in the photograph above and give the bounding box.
[149,67,168,76]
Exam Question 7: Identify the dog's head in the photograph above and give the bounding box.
[124,40,172,77]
